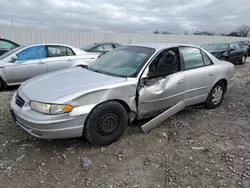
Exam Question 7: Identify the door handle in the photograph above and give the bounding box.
[209,72,215,76]
[177,79,184,84]
[38,61,45,64]
[68,58,74,61]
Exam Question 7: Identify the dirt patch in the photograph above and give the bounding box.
[1,60,250,188]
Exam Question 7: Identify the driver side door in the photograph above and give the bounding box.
[137,48,185,118]
[4,45,47,84]
[228,43,238,63]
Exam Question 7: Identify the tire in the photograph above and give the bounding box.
[239,55,246,65]
[205,81,225,109]
[84,101,128,146]
[0,77,3,90]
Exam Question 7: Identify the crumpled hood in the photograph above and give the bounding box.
[19,67,127,102]
[208,50,226,58]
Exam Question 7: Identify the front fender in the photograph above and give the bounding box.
[63,79,139,118]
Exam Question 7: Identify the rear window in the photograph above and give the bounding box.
[82,43,99,51]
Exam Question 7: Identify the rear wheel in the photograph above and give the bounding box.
[239,55,246,65]
[205,81,225,109]
[84,101,128,146]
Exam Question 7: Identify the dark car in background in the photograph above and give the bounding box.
[201,42,247,64]
[82,42,121,56]
[0,38,19,56]
[237,41,250,56]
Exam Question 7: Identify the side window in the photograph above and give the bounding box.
[180,47,204,70]
[66,47,75,56]
[149,48,179,77]
[97,44,114,51]
[16,46,46,62]
[201,50,213,66]
[0,40,16,50]
[229,43,236,50]
[96,45,105,51]
[103,44,114,51]
[46,46,67,58]
[234,43,242,50]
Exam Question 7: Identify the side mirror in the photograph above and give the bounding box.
[229,48,235,52]
[147,71,154,78]
[10,55,18,62]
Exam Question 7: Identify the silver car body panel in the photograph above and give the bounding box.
[10,43,235,139]
[0,43,100,86]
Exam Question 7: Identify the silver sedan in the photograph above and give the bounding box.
[0,43,100,89]
[10,43,235,146]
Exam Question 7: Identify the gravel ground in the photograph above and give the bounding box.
[1,59,250,188]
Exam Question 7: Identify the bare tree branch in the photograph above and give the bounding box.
[236,25,250,37]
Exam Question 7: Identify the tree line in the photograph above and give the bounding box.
[153,24,250,37]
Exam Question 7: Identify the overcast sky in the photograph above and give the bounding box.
[0,0,249,34]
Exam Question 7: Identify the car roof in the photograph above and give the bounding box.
[91,42,121,45]
[123,43,201,50]
[23,43,77,48]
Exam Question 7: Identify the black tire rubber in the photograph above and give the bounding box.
[0,77,3,90]
[204,81,225,109]
[239,55,246,65]
[84,101,128,146]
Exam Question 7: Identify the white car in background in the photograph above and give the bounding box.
[0,43,100,89]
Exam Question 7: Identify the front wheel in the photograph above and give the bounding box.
[84,101,128,146]
[205,81,225,109]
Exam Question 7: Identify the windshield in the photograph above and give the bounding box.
[201,43,228,51]
[88,46,155,77]
[238,41,250,47]
[82,43,99,51]
[0,45,25,60]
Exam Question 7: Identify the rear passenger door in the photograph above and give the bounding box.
[45,45,76,72]
[179,47,217,106]
[234,42,245,61]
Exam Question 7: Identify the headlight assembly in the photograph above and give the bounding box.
[30,101,73,115]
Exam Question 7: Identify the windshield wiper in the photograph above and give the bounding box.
[88,67,102,74]
[88,67,127,78]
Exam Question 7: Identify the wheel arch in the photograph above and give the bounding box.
[112,99,131,113]
[213,78,227,93]
[84,99,131,125]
